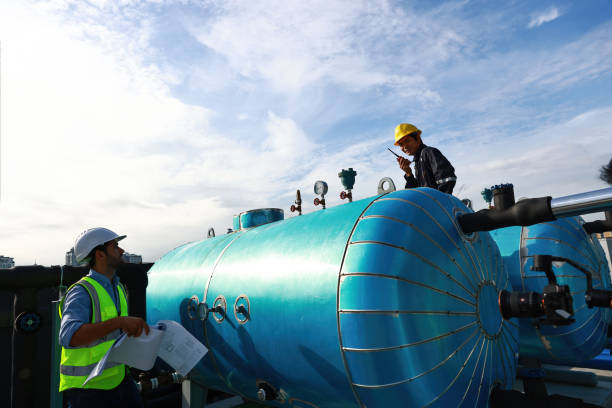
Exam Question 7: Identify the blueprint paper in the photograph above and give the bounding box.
[157,320,208,376]
[107,325,165,370]
[82,321,206,385]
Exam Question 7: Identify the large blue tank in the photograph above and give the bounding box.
[147,188,518,407]
[490,217,612,364]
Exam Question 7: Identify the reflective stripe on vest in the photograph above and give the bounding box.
[60,361,122,376]
[59,276,128,391]
[436,176,457,185]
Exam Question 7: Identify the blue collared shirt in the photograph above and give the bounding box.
[59,269,123,349]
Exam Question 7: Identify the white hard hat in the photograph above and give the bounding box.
[74,227,126,264]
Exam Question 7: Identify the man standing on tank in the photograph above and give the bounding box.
[394,123,457,194]
[58,228,149,408]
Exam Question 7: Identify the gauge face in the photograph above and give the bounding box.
[314,180,328,196]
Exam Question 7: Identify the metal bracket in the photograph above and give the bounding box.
[377,177,396,194]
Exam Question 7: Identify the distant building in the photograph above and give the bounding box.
[65,247,80,266]
[0,256,15,269]
[122,252,142,264]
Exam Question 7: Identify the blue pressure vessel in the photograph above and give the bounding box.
[490,217,612,364]
[146,188,518,407]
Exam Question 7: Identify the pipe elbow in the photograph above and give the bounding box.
[458,197,554,234]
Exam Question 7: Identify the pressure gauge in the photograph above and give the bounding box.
[314,180,328,196]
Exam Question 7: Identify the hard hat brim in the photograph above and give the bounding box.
[394,130,421,146]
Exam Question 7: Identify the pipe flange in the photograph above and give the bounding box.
[213,295,227,323]
[187,296,199,320]
[234,294,251,324]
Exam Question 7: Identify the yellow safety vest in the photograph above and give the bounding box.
[58,276,128,391]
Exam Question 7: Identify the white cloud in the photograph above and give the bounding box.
[0,0,610,267]
[263,112,317,159]
[528,7,561,28]
[449,107,612,212]
[186,0,469,101]
[426,21,612,143]
[0,2,233,264]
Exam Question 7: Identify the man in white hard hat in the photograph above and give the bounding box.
[394,123,457,194]
[58,228,149,407]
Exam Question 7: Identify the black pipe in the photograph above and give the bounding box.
[458,196,555,234]
[137,371,183,393]
[583,210,612,234]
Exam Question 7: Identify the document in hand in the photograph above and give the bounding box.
[83,320,208,385]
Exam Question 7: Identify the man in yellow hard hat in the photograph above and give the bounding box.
[394,123,457,194]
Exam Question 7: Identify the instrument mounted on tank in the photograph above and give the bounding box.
[290,189,302,215]
[313,180,328,209]
[338,168,356,202]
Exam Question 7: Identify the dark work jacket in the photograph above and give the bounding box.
[404,143,457,194]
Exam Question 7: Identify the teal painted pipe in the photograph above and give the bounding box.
[147,188,518,407]
[490,217,612,364]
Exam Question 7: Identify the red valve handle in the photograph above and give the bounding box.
[290,205,297,212]
[314,198,321,206]
[340,191,347,200]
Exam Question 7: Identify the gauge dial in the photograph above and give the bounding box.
[314,180,328,196]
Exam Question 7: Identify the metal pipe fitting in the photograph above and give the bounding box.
[550,187,612,218]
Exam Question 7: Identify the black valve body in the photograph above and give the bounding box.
[583,211,612,234]
[499,290,542,320]
[492,184,516,211]
[541,283,574,325]
[586,289,612,308]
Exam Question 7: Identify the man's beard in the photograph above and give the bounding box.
[108,256,123,269]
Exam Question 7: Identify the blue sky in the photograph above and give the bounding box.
[1,0,611,265]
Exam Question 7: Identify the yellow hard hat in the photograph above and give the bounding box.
[394,123,421,145]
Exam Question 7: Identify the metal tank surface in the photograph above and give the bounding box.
[490,216,612,364]
[147,188,518,408]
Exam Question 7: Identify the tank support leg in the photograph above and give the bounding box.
[182,379,208,408]
[518,357,548,399]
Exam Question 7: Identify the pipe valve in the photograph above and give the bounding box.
[340,190,352,202]
[290,189,302,215]
[499,255,575,326]
[499,253,612,326]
